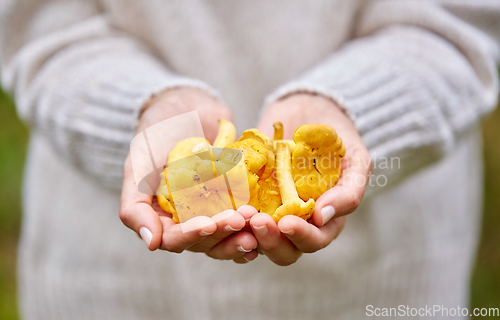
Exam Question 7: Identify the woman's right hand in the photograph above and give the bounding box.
[119,88,258,263]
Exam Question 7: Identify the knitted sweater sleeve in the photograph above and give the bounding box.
[0,0,219,190]
[264,0,500,192]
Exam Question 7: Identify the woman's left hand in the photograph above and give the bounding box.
[253,93,372,266]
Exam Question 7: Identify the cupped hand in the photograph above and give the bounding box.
[119,88,258,262]
[254,93,372,266]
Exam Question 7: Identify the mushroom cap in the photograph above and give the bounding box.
[223,139,268,175]
[272,198,315,222]
[168,137,209,164]
[221,139,268,209]
[238,129,275,180]
[292,124,346,201]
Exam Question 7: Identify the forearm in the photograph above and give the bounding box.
[264,2,499,194]
[0,1,220,189]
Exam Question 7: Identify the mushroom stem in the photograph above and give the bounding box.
[273,121,283,140]
[275,142,298,203]
[213,119,237,148]
[273,141,315,222]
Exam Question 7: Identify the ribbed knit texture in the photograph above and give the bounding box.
[1,1,499,319]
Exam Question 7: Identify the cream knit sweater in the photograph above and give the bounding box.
[1,1,499,319]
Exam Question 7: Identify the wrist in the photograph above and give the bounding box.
[266,92,345,122]
[138,87,233,142]
[141,87,216,116]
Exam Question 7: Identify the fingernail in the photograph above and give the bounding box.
[243,252,256,262]
[237,245,251,253]
[224,224,241,232]
[253,225,268,236]
[321,205,336,226]
[281,229,294,235]
[139,227,152,248]
[199,230,213,237]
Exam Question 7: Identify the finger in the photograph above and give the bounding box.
[233,249,259,264]
[278,215,346,253]
[237,205,259,222]
[250,213,301,266]
[160,216,217,253]
[237,205,259,233]
[311,146,372,226]
[119,157,163,250]
[206,231,258,260]
[188,210,245,252]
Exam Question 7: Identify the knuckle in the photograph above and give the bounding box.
[262,242,280,253]
[302,245,322,254]
[271,254,301,267]
[207,252,230,261]
[188,244,208,253]
[332,232,341,241]
[321,239,333,250]
[290,229,309,244]
[162,242,184,254]
[205,251,218,259]
[118,208,130,225]
[274,260,294,267]
[347,191,361,210]
[207,248,232,260]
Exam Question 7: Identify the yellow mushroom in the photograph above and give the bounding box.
[221,139,268,209]
[238,129,275,180]
[213,119,237,148]
[257,171,281,215]
[155,120,345,224]
[273,121,283,140]
[157,136,211,222]
[156,168,177,221]
[292,124,346,201]
[272,121,295,154]
[167,137,209,164]
[273,141,315,222]
[163,164,233,222]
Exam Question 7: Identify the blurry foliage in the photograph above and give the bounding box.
[0,83,499,319]
[0,87,28,320]
[471,97,500,312]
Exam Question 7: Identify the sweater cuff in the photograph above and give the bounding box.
[262,26,490,192]
[15,31,222,189]
[134,77,224,127]
[265,34,449,152]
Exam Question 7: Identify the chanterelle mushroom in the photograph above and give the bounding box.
[221,138,268,209]
[168,137,208,164]
[292,124,346,201]
[157,137,209,223]
[213,119,236,148]
[272,121,295,154]
[238,129,275,180]
[156,119,346,224]
[163,163,234,222]
[156,169,177,221]
[273,141,315,222]
[258,171,281,216]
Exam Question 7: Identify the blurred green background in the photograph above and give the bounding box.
[0,85,499,319]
